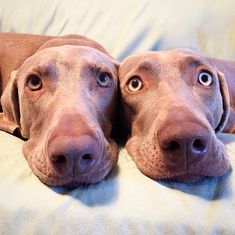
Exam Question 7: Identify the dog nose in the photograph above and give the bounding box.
[48,135,99,176]
[158,122,211,165]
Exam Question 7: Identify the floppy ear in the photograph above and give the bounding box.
[0,70,22,136]
[215,71,230,133]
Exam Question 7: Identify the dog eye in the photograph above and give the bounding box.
[127,76,143,92]
[97,73,112,87]
[198,72,213,86]
[27,74,42,91]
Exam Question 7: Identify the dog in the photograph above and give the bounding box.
[0,33,119,187]
[118,48,235,182]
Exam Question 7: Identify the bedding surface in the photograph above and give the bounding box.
[0,131,235,234]
[1,0,235,60]
[1,0,235,234]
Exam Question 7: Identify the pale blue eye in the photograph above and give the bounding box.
[97,73,112,87]
[198,72,213,86]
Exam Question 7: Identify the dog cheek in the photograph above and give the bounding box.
[19,99,43,139]
[195,89,223,130]
[19,108,33,139]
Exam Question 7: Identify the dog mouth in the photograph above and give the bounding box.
[167,174,209,183]
[22,136,117,187]
[33,159,114,187]
[26,151,115,187]
[126,134,231,182]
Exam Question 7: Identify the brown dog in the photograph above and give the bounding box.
[119,48,235,182]
[0,33,119,186]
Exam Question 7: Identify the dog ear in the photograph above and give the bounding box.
[112,59,120,70]
[0,70,22,136]
[215,71,230,133]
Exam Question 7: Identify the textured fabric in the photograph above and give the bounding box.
[1,0,235,234]
[0,0,235,60]
[0,131,235,234]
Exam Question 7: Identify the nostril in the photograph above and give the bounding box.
[48,134,100,177]
[50,154,68,176]
[80,154,95,167]
[192,139,206,152]
[82,154,92,161]
[165,141,181,152]
[53,155,66,164]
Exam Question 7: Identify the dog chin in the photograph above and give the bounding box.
[168,174,209,183]
[30,161,113,187]
[25,148,116,187]
[23,135,117,187]
[127,135,231,183]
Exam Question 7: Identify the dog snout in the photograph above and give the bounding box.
[46,114,101,179]
[48,134,100,176]
[158,122,212,166]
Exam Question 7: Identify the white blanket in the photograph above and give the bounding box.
[0,131,235,234]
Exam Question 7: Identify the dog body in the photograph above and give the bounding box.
[0,33,53,98]
[0,33,118,186]
[119,49,235,182]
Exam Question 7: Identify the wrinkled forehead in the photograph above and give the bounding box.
[19,45,117,76]
[119,49,214,79]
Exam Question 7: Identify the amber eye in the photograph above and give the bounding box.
[198,71,213,86]
[127,76,143,92]
[27,74,42,91]
[97,73,112,87]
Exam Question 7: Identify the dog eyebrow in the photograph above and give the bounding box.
[84,62,114,76]
[32,62,58,79]
[135,60,156,73]
[184,56,204,68]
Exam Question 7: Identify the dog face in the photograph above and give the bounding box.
[1,45,118,186]
[119,49,231,182]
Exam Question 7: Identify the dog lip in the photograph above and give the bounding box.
[27,140,113,186]
[168,174,208,183]
[23,129,116,186]
[31,161,106,186]
[127,133,230,183]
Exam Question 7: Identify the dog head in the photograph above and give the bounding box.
[0,37,119,187]
[119,49,231,182]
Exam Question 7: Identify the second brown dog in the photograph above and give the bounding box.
[119,49,235,182]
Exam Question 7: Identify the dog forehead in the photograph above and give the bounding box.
[18,45,116,76]
[120,51,182,74]
[120,49,214,78]
[119,51,182,80]
[166,49,214,68]
[36,45,113,64]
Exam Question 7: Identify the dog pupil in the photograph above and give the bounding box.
[100,74,107,82]
[132,79,139,88]
[31,76,39,85]
[201,75,208,83]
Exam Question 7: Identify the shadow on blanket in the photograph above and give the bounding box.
[157,168,232,200]
[50,166,120,206]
